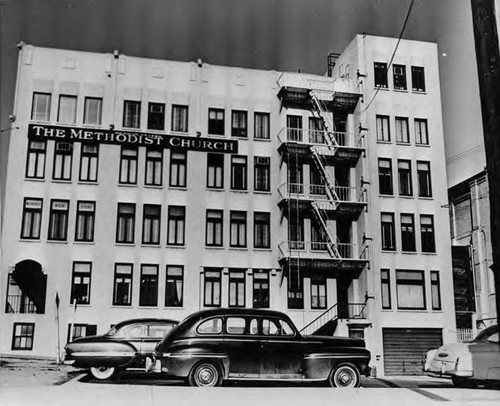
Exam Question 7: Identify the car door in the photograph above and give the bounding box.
[472,329,500,381]
[224,316,260,378]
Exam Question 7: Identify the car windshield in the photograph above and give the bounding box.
[474,325,498,342]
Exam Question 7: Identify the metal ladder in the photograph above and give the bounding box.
[310,201,340,258]
[310,90,338,149]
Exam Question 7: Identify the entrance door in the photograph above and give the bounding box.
[337,278,350,319]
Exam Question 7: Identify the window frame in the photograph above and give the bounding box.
[20,198,43,240]
[48,199,70,241]
[208,108,225,135]
[116,203,136,244]
[230,210,247,248]
[31,92,51,121]
[228,269,246,308]
[25,140,47,179]
[431,270,442,310]
[169,150,187,187]
[171,104,189,133]
[147,102,165,131]
[376,115,391,142]
[411,66,426,92]
[119,146,138,185]
[79,143,99,182]
[381,212,396,251]
[230,155,248,190]
[52,141,73,181]
[113,263,133,306]
[83,97,103,126]
[144,148,163,186]
[165,265,184,307]
[70,262,92,305]
[204,269,222,307]
[374,62,388,88]
[381,269,391,309]
[167,205,186,246]
[252,270,270,309]
[11,323,35,351]
[206,209,223,247]
[420,214,436,253]
[142,204,161,245]
[139,264,159,307]
[254,156,270,192]
[400,213,416,252]
[415,118,429,145]
[207,153,224,189]
[417,161,432,198]
[75,200,96,242]
[378,158,393,195]
[123,100,141,129]
[395,116,410,144]
[396,270,426,310]
[392,64,407,90]
[254,212,271,249]
[398,159,413,196]
[57,95,77,124]
[231,110,248,138]
[310,276,327,310]
[254,112,270,139]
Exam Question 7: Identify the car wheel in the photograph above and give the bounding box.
[328,363,360,388]
[188,362,222,387]
[452,377,475,388]
[90,366,117,381]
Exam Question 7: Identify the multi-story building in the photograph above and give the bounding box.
[0,35,456,376]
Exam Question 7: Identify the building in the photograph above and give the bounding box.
[0,35,456,376]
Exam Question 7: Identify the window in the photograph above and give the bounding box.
[139,264,158,307]
[254,112,270,139]
[417,161,432,197]
[381,269,391,309]
[208,108,224,135]
[288,162,303,194]
[58,95,77,124]
[378,158,393,195]
[53,142,73,180]
[287,115,303,142]
[311,276,327,309]
[230,211,247,248]
[374,62,388,88]
[123,100,141,128]
[231,155,247,190]
[31,92,51,121]
[206,209,223,246]
[311,222,327,251]
[262,318,294,336]
[381,213,396,251]
[226,317,246,334]
[119,147,138,184]
[21,198,43,239]
[415,118,429,145]
[395,117,409,143]
[396,270,425,310]
[431,271,441,310]
[167,206,185,246]
[207,153,224,188]
[113,264,133,306]
[309,117,325,144]
[26,140,46,179]
[253,270,269,308]
[169,150,187,187]
[228,270,246,307]
[376,115,390,142]
[197,317,222,334]
[254,156,270,191]
[204,269,221,307]
[165,266,183,307]
[254,212,270,249]
[145,148,163,186]
[48,200,69,241]
[75,201,95,242]
[398,160,412,196]
[420,215,436,253]
[116,203,136,244]
[70,262,91,305]
[393,64,407,90]
[147,102,165,130]
[289,216,305,249]
[171,105,188,132]
[79,144,99,182]
[401,214,416,252]
[12,323,35,350]
[83,97,102,125]
[142,204,161,245]
[288,272,304,309]
[411,66,426,92]
[67,324,97,342]
[231,110,247,137]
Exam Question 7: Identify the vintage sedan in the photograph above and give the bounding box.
[64,318,178,380]
[154,308,371,387]
[424,324,500,387]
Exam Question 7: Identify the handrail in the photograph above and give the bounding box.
[300,303,338,334]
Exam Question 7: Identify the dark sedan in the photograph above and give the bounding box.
[154,308,371,387]
[64,318,178,380]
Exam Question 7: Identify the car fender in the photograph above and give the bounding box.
[65,340,139,369]
[302,347,371,380]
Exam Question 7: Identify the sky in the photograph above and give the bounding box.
[0,0,485,186]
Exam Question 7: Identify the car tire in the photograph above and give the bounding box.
[188,362,222,387]
[452,377,475,388]
[328,363,360,388]
[90,366,118,381]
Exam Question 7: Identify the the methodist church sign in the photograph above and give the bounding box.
[28,124,238,153]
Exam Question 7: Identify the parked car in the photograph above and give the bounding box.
[154,308,371,387]
[64,318,178,380]
[424,324,500,387]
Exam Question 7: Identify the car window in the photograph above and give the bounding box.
[249,318,258,335]
[262,318,295,336]
[119,324,144,338]
[226,317,246,335]
[279,319,295,336]
[147,324,175,338]
[487,332,499,343]
[197,318,223,335]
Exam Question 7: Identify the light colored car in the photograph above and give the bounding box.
[424,325,500,387]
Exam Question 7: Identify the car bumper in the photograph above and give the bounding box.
[424,362,473,378]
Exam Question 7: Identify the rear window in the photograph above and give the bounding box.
[197,318,223,335]
[147,324,175,338]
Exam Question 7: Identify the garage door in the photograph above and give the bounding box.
[382,328,442,375]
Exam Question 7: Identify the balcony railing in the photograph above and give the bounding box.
[5,294,37,314]
[278,127,364,149]
[277,72,360,95]
[278,182,367,204]
[278,241,362,260]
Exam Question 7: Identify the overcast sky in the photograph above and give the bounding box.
[0,0,485,185]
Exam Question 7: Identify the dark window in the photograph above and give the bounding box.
[165,266,183,307]
[26,140,46,179]
[254,212,270,249]
[287,272,304,309]
[398,160,412,196]
[75,201,95,242]
[417,161,432,197]
[83,97,102,125]
[70,262,91,305]
[287,115,303,142]
[420,215,436,253]
[145,148,163,186]
[169,150,187,187]
[381,269,391,309]
[53,142,73,180]
[288,162,303,194]
[31,92,51,121]
[116,203,135,244]
[374,62,388,88]
[231,110,247,137]
[113,264,133,306]
[311,222,327,251]
[253,270,269,308]
[142,204,161,245]
[119,147,138,184]
[395,117,409,143]
[207,153,224,189]
[204,269,221,307]
[21,198,43,239]
[230,211,246,248]
[393,64,407,90]
[309,117,325,144]
[289,216,305,249]
[415,118,429,145]
[11,323,35,350]
[381,213,396,251]
[254,156,270,191]
[231,155,247,190]
[147,102,165,130]
[401,214,416,252]
[206,209,223,246]
[311,276,327,309]
[254,112,270,139]
[139,265,158,307]
[57,95,77,124]
[123,101,141,128]
[208,108,224,135]
[396,270,426,310]
[431,271,442,310]
[67,323,97,342]
[79,144,99,182]
[167,206,185,246]
[376,115,390,142]
[48,199,69,241]
[171,105,188,132]
[378,158,393,195]
[228,270,246,307]
[411,66,426,92]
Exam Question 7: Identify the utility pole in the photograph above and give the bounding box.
[470,0,500,327]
